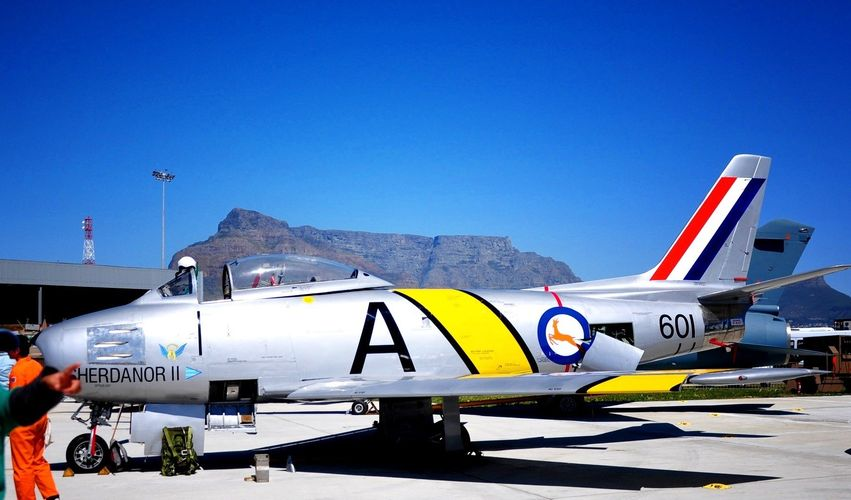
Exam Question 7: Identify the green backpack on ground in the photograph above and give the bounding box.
[161,426,199,476]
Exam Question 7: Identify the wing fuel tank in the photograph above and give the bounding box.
[688,368,828,386]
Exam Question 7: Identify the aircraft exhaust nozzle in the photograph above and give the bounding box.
[578,333,644,372]
[749,304,780,316]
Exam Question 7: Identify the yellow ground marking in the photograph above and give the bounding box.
[395,289,533,375]
[303,296,314,303]
[704,483,731,489]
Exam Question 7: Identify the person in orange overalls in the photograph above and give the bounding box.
[8,334,60,500]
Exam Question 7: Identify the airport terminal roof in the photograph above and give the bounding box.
[0,259,174,289]
[0,259,174,328]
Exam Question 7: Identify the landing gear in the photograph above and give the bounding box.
[350,399,372,415]
[540,395,586,417]
[66,402,115,473]
[66,434,109,473]
[376,397,476,455]
[110,441,129,471]
[428,421,471,452]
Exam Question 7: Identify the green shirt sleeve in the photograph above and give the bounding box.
[0,388,19,436]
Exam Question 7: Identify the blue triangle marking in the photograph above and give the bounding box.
[185,367,202,380]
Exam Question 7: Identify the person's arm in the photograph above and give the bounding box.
[8,364,81,426]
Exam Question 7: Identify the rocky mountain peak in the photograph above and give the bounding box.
[173,208,581,300]
[218,208,290,234]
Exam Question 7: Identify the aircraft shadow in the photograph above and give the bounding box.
[459,403,644,422]
[476,422,769,451]
[461,400,799,421]
[598,402,800,416]
[297,455,778,491]
[80,422,774,491]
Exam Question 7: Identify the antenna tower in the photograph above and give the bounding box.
[82,216,96,264]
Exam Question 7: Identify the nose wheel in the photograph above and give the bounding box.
[66,434,110,473]
[66,402,117,473]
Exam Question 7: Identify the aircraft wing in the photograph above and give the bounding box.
[282,367,823,400]
[698,265,851,305]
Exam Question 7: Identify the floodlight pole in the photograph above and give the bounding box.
[152,170,176,269]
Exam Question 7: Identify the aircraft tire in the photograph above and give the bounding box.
[540,395,585,417]
[556,395,585,416]
[66,433,110,474]
[109,440,129,472]
[351,400,370,415]
[429,421,471,452]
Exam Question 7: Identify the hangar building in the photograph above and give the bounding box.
[0,260,174,330]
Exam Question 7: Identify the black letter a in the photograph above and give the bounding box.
[350,302,415,374]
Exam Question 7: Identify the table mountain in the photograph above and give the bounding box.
[778,277,851,326]
[172,208,580,300]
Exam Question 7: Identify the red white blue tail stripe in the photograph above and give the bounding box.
[651,175,766,281]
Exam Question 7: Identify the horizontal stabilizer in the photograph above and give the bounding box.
[737,344,828,358]
[687,368,827,386]
[789,328,851,340]
[699,265,851,305]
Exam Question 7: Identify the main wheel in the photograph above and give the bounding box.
[540,395,585,417]
[428,421,471,452]
[554,395,585,416]
[66,433,110,473]
[351,400,370,415]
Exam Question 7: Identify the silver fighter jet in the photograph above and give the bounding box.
[37,154,847,472]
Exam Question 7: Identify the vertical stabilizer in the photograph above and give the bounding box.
[749,219,813,304]
[649,155,770,282]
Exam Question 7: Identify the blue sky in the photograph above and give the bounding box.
[2,1,850,295]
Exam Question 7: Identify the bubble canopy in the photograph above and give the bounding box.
[222,254,392,299]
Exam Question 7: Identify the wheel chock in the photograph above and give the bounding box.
[98,467,111,475]
[63,468,75,477]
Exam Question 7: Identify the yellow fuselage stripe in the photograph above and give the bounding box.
[395,289,533,375]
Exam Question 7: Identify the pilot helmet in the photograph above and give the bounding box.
[177,256,197,271]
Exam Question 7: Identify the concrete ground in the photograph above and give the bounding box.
[5,395,851,499]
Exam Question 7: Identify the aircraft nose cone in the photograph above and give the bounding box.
[36,323,78,369]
